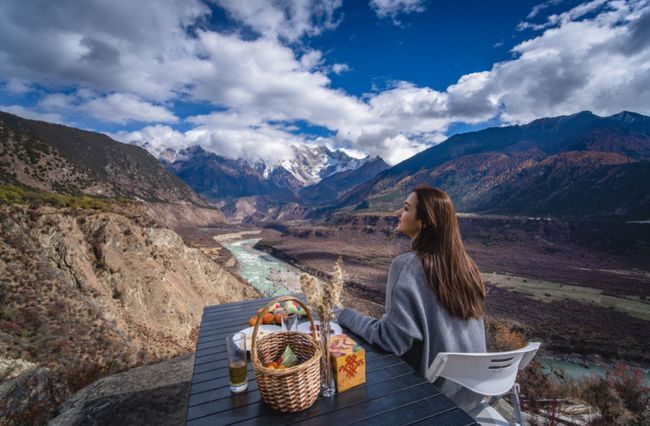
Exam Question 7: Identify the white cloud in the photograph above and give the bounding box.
[188,31,376,134]
[38,93,77,110]
[331,63,350,74]
[110,124,187,156]
[113,113,300,165]
[82,94,178,124]
[1,0,650,168]
[527,0,563,19]
[0,0,211,101]
[335,147,368,159]
[0,105,64,123]
[210,0,343,42]
[519,0,608,31]
[370,0,427,23]
[495,1,650,124]
[300,50,324,70]
[37,91,178,124]
[2,78,32,94]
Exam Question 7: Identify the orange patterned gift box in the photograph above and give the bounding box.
[328,333,366,393]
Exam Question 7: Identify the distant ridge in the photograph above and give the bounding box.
[0,111,208,206]
[157,144,385,204]
[299,156,389,205]
[334,111,650,220]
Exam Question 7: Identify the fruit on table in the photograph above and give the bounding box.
[274,311,288,325]
[284,301,299,315]
[249,316,258,327]
[284,301,307,317]
[262,313,275,324]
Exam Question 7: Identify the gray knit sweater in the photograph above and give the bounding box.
[338,251,486,412]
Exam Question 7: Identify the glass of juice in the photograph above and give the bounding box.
[226,332,248,393]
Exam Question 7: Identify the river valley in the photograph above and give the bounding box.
[218,230,650,384]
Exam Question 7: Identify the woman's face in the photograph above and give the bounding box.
[397,192,422,239]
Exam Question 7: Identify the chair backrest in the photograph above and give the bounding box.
[426,342,541,396]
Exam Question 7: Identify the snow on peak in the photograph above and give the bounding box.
[279,144,370,185]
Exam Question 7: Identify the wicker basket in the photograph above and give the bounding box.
[251,295,322,412]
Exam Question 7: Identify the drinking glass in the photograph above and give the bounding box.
[282,313,298,331]
[226,332,248,393]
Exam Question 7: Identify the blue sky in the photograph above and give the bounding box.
[1,0,649,165]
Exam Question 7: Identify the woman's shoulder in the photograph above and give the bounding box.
[389,251,421,275]
[388,251,429,298]
[391,251,418,265]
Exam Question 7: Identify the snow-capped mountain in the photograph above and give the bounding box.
[281,144,369,185]
[133,143,383,203]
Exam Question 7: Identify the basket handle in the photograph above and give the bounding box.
[251,295,319,366]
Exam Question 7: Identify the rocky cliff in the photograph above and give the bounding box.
[0,204,260,425]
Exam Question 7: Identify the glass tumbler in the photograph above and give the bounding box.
[226,332,248,393]
[281,313,299,331]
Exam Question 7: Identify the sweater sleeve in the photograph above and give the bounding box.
[338,255,424,356]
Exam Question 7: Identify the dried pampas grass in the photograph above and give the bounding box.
[299,256,345,322]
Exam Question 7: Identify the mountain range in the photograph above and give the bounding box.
[2,109,649,221]
[153,144,388,205]
[334,111,650,220]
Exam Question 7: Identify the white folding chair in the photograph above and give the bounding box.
[426,342,541,426]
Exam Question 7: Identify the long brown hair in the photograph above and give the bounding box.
[411,185,485,319]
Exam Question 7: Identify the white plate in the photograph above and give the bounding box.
[234,325,281,351]
[297,320,342,337]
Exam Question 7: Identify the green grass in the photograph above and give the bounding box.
[0,184,130,210]
[483,272,650,321]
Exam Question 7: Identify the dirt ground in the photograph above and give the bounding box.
[247,214,650,365]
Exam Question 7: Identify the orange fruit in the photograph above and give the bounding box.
[266,361,278,369]
[277,365,286,369]
[262,313,275,324]
[248,316,258,327]
[274,312,288,326]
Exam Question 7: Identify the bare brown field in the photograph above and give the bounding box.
[252,214,650,364]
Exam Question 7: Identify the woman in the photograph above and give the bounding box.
[338,185,487,412]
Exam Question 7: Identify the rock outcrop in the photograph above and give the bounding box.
[49,354,194,426]
[0,362,66,426]
[142,202,225,230]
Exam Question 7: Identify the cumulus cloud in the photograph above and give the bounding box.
[2,78,32,95]
[210,0,343,42]
[370,0,427,24]
[0,105,64,123]
[331,63,350,74]
[110,125,187,156]
[112,115,301,165]
[496,0,650,123]
[82,94,178,124]
[189,31,372,130]
[1,0,649,167]
[36,91,178,124]
[0,0,210,101]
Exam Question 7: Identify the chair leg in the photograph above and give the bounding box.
[511,383,525,426]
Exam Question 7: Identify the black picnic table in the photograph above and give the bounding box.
[185,296,478,425]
